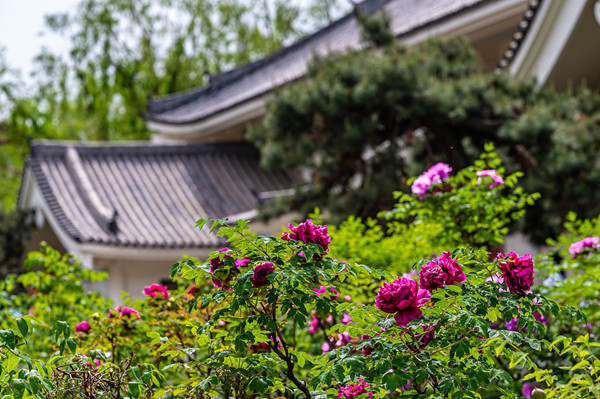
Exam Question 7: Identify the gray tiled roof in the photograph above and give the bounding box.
[26,141,295,248]
[147,0,492,125]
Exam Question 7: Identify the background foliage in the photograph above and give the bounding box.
[250,16,600,245]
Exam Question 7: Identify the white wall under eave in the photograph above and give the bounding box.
[93,257,185,303]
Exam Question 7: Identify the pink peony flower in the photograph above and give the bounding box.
[411,174,433,199]
[419,252,465,291]
[568,236,599,256]
[143,284,169,299]
[252,262,275,288]
[313,284,339,299]
[119,307,141,320]
[411,163,452,200]
[282,219,331,254]
[496,251,534,295]
[337,379,374,398]
[486,273,507,292]
[476,169,504,188]
[340,313,353,325]
[427,163,453,183]
[375,278,431,327]
[75,321,90,333]
[210,248,241,289]
[308,314,320,334]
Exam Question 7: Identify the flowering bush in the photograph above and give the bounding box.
[1,147,599,398]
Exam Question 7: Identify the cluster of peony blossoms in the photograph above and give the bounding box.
[568,236,599,257]
[377,250,535,327]
[419,251,466,291]
[411,162,452,200]
[210,219,331,291]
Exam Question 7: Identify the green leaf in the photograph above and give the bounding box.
[0,329,16,349]
[16,318,28,338]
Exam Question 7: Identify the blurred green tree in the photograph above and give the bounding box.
[249,14,600,244]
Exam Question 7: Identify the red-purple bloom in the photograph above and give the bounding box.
[411,163,452,200]
[476,169,504,188]
[282,219,331,254]
[375,278,431,327]
[361,334,374,356]
[119,307,141,320]
[75,321,90,333]
[568,236,600,256]
[337,379,373,398]
[252,262,275,288]
[417,323,435,347]
[419,251,465,291]
[497,252,535,295]
[143,284,169,299]
[210,248,242,289]
[187,283,200,295]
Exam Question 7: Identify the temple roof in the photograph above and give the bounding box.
[23,141,295,248]
[147,0,495,126]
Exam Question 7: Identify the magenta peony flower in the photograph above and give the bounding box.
[75,321,90,333]
[252,262,275,288]
[313,284,339,299]
[337,379,374,398]
[282,219,331,254]
[568,236,600,256]
[496,251,535,295]
[419,262,448,291]
[522,382,536,398]
[476,169,504,188]
[411,163,452,200]
[210,248,241,289]
[375,278,431,327]
[143,284,169,299]
[419,252,465,291]
[119,307,141,320]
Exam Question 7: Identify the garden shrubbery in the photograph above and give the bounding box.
[0,145,598,398]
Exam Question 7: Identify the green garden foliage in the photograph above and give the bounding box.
[0,153,598,398]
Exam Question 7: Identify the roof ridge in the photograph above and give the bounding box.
[65,146,118,235]
[148,0,389,116]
